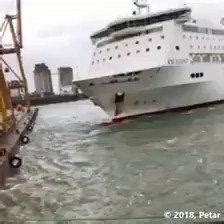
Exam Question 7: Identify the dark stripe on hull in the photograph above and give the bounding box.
[101,99,224,125]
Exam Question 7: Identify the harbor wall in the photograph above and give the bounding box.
[12,94,87,106]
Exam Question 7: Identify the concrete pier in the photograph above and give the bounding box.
[0,108,38,187]
[12,94,87,106]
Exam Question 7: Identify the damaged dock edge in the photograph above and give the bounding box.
[0,0,40,187]
[0,108,39,187]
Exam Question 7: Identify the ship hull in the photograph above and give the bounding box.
[74,64,224,121]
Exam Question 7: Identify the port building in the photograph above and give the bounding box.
[33,63,53,96]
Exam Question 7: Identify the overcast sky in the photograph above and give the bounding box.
[1,0,224,92]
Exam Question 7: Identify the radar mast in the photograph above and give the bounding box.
[133,0,150,15]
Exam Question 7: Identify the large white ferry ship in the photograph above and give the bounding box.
[74,1,224,121]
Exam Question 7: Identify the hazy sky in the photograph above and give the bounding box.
[1,0,224,92]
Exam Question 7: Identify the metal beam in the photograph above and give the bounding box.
[0,48,17,55]
[8,17,31,109]
[1,58,23,82]
[16,0,22,48]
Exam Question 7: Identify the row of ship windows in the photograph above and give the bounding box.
[183,35,215,41]
[94,44,224,59]
[191,53,224,63]
[183,34,224,42]
[93,35,165,56]
[92,45,181,65]
[95,34,224,56]
[88,72,204,87]
[190,45,224,50]
[182,25,224,36]
[92,47,158,65]
[190,72,204,78]
[92,46,224,65]
[89,76,139,86]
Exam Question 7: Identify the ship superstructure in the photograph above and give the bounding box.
[74,1,224,121]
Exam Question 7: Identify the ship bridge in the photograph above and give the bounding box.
[91,7,191,44]
[88,7,193,78]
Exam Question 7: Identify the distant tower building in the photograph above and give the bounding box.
[58,67,73,87]
[58,67,74,95]
[33,63,53,96]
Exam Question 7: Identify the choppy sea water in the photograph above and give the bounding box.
[1,100,224,223]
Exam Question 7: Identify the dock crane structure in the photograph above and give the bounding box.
[0,0,30,133]
[0,0,38,186]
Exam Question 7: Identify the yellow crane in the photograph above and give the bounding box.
[0,0,30,134]
[0,63,14,134]
[0,0,38,187]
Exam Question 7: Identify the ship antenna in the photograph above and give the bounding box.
[133,0,150,15]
